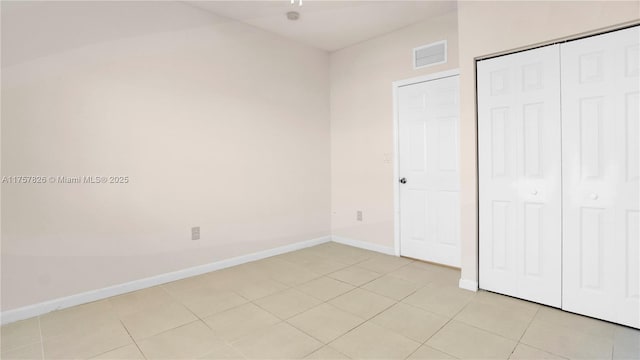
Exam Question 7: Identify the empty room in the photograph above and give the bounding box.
[1,1,639,359]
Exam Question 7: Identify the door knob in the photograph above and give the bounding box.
[590,193,599,200]
[399,178,407,184]
[531,189,538,195]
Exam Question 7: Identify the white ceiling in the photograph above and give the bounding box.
[1,1,456,67]
[1,1,227,67]
[188,1,458,52]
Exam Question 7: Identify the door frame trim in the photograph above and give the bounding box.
[391,69,460,257]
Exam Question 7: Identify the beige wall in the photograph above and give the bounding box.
[1,2,330,310]
[330,11,459,249]
[457,1,640,285]
[3,0,639,312]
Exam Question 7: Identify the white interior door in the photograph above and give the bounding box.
[399,75,460,267]
[478,44,562,307]
[561,26,640,329]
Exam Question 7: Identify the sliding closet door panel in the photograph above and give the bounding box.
[478,44,562,307]
[562,26,640,329]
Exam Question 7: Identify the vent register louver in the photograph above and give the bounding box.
[413,40,447,69]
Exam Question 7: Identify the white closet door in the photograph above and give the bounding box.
[561,26,640,328]
[478,44,562,307]
[399,75,460,267]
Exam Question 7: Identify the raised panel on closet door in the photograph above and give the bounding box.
[478,44,562,307]
[561,25,640,329]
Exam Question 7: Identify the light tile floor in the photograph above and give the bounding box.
[1,242,638,359]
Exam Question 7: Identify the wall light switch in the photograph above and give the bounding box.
[191,226,200,240]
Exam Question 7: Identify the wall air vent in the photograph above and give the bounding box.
[413,40,447,69]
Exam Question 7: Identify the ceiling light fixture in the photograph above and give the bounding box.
[290,0,302,6]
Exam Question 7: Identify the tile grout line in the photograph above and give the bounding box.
[183,253,370,357]
[154,285,249,359]
[159,285,205,322]
[14,247,457,360]
[512,306,571,359]
[160,281,250,321]
[283,289,369,348]
[511,304,543,359]
[37,316,45,360]
[198,315,250,360]
[517,340,570,359]
[272,270,371,348]
[118,320,147,360]
[274,254,354,277]
[449,301,540,344]
[319,264,419,356]
[312,255,464,359]
[390,284,442,360]
[432,293,579,360]
[403,288,478,360]
[281,249,384,357]
[238,248,410,300]
[251,252,409,357]
[158,283,252,359]
[197,312,249,360]
[303,344,350,359]
[234,286,328,359]
[610,325,620,360]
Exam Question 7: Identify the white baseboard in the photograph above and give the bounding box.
[459,278,479,292]
[331,235,395,256]
[0,236,331,325]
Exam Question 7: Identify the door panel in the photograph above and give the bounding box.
[626,211,640,299]
[491,200,512,271]
[478,44,562,307]
[523,202,542,276]
[561,26,640,328]
[399,75,460,267]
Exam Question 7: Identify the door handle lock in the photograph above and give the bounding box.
[399,178,407,184]
[531,189,538,195]
[590,193,599,200]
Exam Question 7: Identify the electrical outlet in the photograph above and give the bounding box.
[191,226,200,240]
[357,210,363,221]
